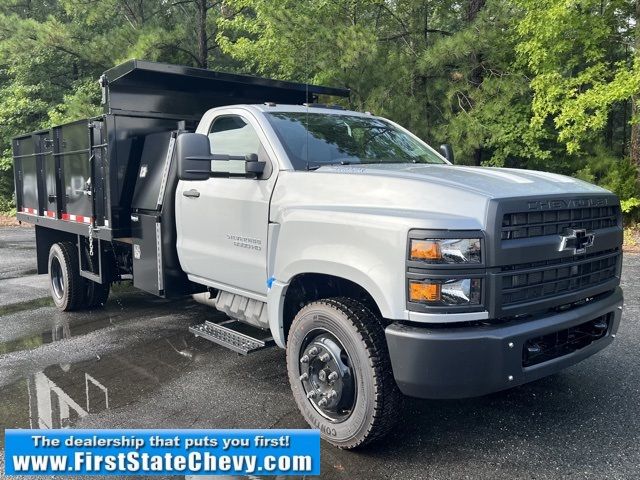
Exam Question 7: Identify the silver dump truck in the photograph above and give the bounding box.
[13,60,624,448]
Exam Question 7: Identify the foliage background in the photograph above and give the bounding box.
[0,0,639,222]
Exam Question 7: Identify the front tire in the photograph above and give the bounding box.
[286,297,402,449]
[48,242,84,311]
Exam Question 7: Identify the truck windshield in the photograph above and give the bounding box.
[265,112,446,170]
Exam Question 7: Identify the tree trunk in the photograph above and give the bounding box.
[631,0,640,168]
[632,98,639,166]
[467,0,486,166]
[196,0,208,69]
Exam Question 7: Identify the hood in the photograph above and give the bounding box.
[271,164,614,231]
[317,163,608,198]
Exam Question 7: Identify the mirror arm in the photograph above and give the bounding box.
[211,153,251,161]
[188,153,261,161]
[183,150,265,179]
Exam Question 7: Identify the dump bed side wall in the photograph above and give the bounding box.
[13,134,39,215]
[13,113,195,298]
[13,114,186,239]
[59,120,93,222]
[13,119,105,230]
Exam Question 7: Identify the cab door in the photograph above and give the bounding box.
[176,109,277,296]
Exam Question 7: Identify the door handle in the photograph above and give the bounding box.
[183,189,200,198]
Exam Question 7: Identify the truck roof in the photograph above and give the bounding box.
[251,104,372,117]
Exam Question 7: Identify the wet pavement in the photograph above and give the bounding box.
[0,226,639,479]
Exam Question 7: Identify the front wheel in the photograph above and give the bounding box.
[286,297,402,449]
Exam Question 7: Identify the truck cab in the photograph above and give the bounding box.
[13,61,624,450]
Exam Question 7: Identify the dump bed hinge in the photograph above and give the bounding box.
[189,320,274,355]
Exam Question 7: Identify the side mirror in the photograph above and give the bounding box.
[176,133,266,180]
[176,133,211,181]
[439,144,454,164]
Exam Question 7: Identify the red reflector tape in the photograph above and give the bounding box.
[21,207,37,215]
[61,213,92,224]
[44,210,57,219]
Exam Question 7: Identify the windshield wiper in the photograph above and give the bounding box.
[305,160,354,171]
[358,159,417,164]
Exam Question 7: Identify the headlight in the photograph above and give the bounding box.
[409,278,482,306]
[410,238,481,264]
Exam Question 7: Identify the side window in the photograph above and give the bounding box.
[208,115,272,178]
[208,115,261,157]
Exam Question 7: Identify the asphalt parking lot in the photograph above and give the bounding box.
[0,226,638,479]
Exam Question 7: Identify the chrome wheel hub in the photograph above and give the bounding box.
[50,257,64,300]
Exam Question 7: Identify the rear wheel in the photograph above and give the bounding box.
[286,297,402,449]
[48,242,84,311]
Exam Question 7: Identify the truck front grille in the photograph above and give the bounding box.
[522,313,612,367]
[500,249,619,306]
[501,206,619,240]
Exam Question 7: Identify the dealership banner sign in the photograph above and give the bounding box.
[4,429,320,476]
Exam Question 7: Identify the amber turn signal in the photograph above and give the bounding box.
[410,240,441,261]
[409,282,441,302]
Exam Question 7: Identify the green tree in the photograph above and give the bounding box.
[515,0,640,161]
[218,0,544,166]
[0,0,237,209]
[1,0,639,211]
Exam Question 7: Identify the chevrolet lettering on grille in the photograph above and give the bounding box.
[559,228,595,255]
[528,198,608,210]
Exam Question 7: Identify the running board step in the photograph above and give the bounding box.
[189,320,274,355]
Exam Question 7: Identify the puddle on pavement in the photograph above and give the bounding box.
[0,331,212,449]
[0,285,327,479]
[0,296,53,317]
[0,289,207,356]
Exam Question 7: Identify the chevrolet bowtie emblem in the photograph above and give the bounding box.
[559,228,595,255]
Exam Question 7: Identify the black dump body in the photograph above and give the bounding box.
[12,60,349,296]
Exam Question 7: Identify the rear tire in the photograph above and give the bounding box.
[48,242,84,311]
[286,297,402,449]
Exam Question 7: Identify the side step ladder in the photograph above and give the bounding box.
[190,320,274,355]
